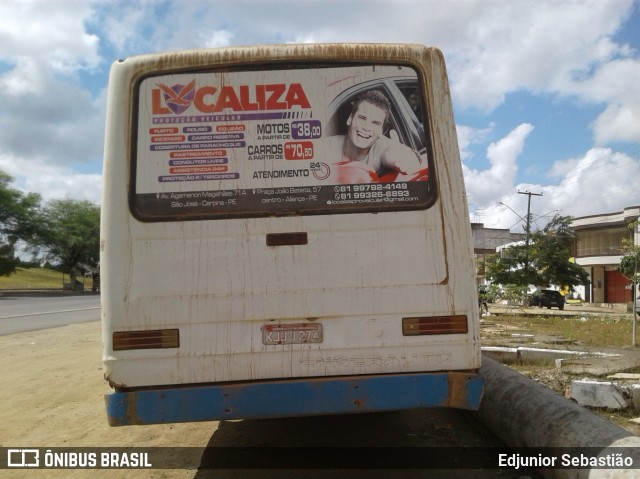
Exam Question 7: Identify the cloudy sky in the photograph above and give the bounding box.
[1,0,638,231]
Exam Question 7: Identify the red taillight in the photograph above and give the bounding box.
[402,315,468,336]
[113,329,180,350]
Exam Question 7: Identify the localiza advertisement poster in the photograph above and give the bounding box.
[132,64,435,220]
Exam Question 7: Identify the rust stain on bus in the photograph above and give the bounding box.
[124,43,433,81]
[446,371,481,410]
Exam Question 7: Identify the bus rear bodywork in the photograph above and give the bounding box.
[101,44,482,426]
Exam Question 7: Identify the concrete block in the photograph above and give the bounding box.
[556,354,626,376]
[607,373,640,380]
[510,333,534,339]
[481,347,519,362]
[518,347,584,362]
[570,379,629,410]
[633,384,640,411]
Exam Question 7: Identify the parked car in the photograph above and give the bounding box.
[529,289,565,310]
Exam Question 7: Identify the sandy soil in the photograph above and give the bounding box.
[0,321,215,478]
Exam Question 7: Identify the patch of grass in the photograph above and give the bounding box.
[592,408,640,432]
[512,361,572,392]
[0,267,66,289]
[494,314,635,349]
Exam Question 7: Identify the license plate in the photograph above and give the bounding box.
[261,323,323,345]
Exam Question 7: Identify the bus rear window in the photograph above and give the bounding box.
[130,64,436,221]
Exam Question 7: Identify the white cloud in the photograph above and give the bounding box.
[132,0,639,145]
[457,124,493,161]
[0,154,102,203]
[0,57,46,96]
[474,147,640,230]
[543,56,640,145]
[544,148,640,218]
[203,30,235,48]
[96,3,145,52]
[23,170,103,204]
[463,123,534,208]
[0,0,100,73]
[0,60,106,166]
[446,0,634,111]
[0,0,107,189]
[593,101,640,144]
[547,157,582,180]
[0,0,637,208]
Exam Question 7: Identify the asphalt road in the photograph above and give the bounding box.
[0,294,101,335]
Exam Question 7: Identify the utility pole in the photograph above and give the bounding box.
[518,190,543,278]
[633,222,638,347]
[633,252,637,347]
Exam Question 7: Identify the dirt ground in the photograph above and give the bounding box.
[1,321,542,479]
[0,321,215,478]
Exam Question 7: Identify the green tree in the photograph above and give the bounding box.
[37,199,100,284]
[618,221,639,291]
[619,241,640,284]
[529,214,589,289]
[484,245,532,287]
[0,170,43,276]
[485,214,588,290]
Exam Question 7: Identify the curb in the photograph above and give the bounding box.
[482,346,621,363]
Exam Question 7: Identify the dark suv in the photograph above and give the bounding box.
[529,289,565,310]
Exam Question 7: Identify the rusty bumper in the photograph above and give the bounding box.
[105,371,483,426]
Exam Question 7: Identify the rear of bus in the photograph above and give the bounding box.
[101,44,482,426]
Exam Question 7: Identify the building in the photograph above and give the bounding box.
[572,206,640,304]
[471,223,526,283]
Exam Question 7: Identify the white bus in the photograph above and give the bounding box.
[101,44,482,426]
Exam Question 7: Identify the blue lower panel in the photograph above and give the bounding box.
[106,372,483,426]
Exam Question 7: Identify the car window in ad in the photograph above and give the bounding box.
[132,64,435,220]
